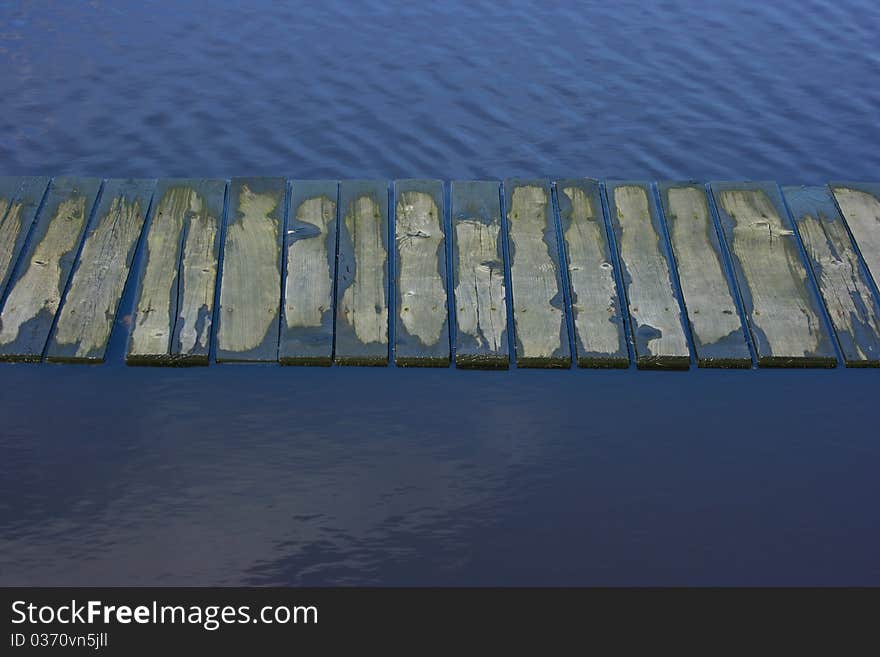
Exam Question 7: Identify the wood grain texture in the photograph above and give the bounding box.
[394,179,449,367]
[46,179,155,363]
[605,181,690,369]
[216,177,285,362]
[335,180,389,365]
[658,182,751,368]
[830,182,880,293]
[557,178,628,368]
[0,176,50,302]
[450,180,509,368]
[710,181,837,367]
[127,179,224,365]
[280,180,338,365]
[0,177,101,362]
[504,178,570,367]
[785,185,880,367]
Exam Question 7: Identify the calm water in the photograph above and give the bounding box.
[1,0,879,585]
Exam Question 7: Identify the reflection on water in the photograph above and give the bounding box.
[1,0,880,584]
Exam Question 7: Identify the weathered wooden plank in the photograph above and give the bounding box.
[710,181,837,367]
[504,178,570,367]
[46,179,155,363]
[280,180,338,366]
[335,180,389,366]
[784,185,880,367]
[0,177,101,362]
[216,177,285,363]
[605,181,690,369]
[394,179,449,367]
[556,178,628,368]
[450,180,509,368]
[0,176,50,302]
[657,181,751,368]
[127,179,225,365]
[829,182,880,292]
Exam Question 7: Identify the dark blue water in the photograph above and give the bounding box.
[1,0,879,585]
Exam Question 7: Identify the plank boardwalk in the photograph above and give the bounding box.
[280,180,339,365]
[710,181,837,367]
[504,178,570,367]
[0,176,50,302]
[658,182,751,368]
[0,177,102,362]
[394,179,449,367]
[606,181,690,369]
[47,178,156,363]
[785,185,880,367]
[127,179,225,365]
[216,178,285,362]
[556,178,628,368]
[1,175,879,371]
[335,180,389,365]
[450,180,509,368]
[830,182,880,293]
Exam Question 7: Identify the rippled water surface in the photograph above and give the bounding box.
[1,0,879,585]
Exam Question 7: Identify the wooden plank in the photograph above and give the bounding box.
[335,180,389,366]
[215,177,285,362]
[829,182,880,292]
[784,185,880,367]
[556,178,628,368]
[280,179,338,366]
[450,180,509,368]
[710,181,837,367]
[0,177,101,362]
[46,178,155,363]
[0,176,50,302]
[504,178,570,367]
[127,179,225,365]
[605,181,690,369]
[394,179,449,367]
[658,181,751,368]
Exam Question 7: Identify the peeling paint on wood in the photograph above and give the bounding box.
[504,178,570,368]
[335,180,389,366]
[606,181,690,369]
[557,178,628,368]
[394,179,449,367]
[830,183,880,293]
[658,182,751,368]
[47,178,155,363]
[216,178,285,362]
[127,179,224,365]
[450,180,508,368]
[785,185,880,367]
[280,180,338,365]
[0,177,101,362]
[711,181,837,367]
[0,176,49,302]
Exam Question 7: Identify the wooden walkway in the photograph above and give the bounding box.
[1,176,879,369]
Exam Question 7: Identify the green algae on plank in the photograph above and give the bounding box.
[711,181,836,367]
[281,180,338,365]
[0,177,101,362]
[658,182,750,368]
[557,179,628,368]
[785,185,880,367]
[504,178,570,368]
[335,180,389,366]
[47,179,155,363]
[0,176,50,302]
[450,180,508,369]
[394,179,449,367]
[606,181,690,369]
[216,178,285,362]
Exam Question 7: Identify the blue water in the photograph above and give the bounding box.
[1,0,879,585]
